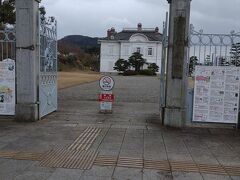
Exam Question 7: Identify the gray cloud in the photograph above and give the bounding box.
[191,0,240,34]
[40,0,240,39]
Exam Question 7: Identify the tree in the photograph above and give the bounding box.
[204,55,212,66]
[148,63,159,73]
[189,56,198,76]
[128,52,146,72]
[0,0,46,29]
[85,47,100,56]
[39,6,47,22]
[230,43,240,66]
[114,59,129,73]
[0,0,15,28]
[218,57,229,66]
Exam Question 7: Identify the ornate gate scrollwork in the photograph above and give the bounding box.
[39,17,58,118]
[189,24,240,66]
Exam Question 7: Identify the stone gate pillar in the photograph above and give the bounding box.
[15,0,40,122]
[163,0,192,127]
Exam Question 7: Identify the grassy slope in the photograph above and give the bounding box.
[58,71,101,90]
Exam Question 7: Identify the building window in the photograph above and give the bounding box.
[136,47,141,53]
[148,48,153,56]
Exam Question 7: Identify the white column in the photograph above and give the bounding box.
[15,0,40,121]
[163,0,192,127]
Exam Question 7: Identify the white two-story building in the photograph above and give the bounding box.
[99,23,163,73]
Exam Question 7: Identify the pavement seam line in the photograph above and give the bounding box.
[161,132,174,178]
[204,137,233,179]
[183,138,205,179]
[111,127,127,179]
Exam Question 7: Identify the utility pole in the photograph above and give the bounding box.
[162,0,192,127]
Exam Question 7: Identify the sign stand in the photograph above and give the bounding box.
[99,76,115,114]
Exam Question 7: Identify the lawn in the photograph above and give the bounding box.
[58,71,101,89]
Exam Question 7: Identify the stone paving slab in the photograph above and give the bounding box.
[143,169,173,180]
[201,174,232,180]
[112,167,143,180]
[47,168,84,180]
[172,172,204,180]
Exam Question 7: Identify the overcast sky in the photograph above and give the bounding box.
[40,0,240,39]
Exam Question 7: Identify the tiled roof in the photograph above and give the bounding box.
[100,30,162,42]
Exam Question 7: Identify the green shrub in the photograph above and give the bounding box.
[148,63,159,73]
[123,70,138,76]
[139,69,156,76]
[114,59,129,73]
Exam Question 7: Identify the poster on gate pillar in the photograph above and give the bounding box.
[193,66,240,124]
[0,59,15,115]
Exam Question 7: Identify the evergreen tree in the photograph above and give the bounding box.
[218,57,229,66]
[114,59,129,73]
[230,43,240,66]
[189,56,198,76]
[204,55,212,66]
[128,52,146,72]
[148,63,159,73]
[0,0,46,29]
[0,0,15,28]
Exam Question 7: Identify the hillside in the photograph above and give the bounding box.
[58,35,99,49]
[57,35,100,72]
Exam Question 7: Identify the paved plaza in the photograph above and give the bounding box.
[0,76,240,180]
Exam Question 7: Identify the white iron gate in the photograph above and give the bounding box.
[39,17,58,118]
[0,27,16,116]
[159,13,168,109]
[189,25,240,67]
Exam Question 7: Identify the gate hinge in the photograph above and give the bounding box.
[16,45,35,51]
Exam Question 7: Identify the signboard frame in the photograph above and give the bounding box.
[0,59,16,116]
[193,66,240,124]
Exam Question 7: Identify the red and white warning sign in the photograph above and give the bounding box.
[99,94,114,102]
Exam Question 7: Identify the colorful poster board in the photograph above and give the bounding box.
[193,66,240,124]
[0,59,15,115]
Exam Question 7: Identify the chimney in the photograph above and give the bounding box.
[107,29,111,38]
[137,23,142,31]
[111,27,115,33]
[155,27,159,33]
[108,27,115,39]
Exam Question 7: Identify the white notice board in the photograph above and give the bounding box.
[0,59,15,115]
[193,66,240,124]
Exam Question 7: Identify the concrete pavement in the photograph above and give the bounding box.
[0,76,240,180]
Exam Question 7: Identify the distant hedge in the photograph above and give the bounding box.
[123,70,138,76]
[123,69,157,76]
[139,69,156,76]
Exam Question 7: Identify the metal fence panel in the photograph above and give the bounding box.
[0,28,16,61]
